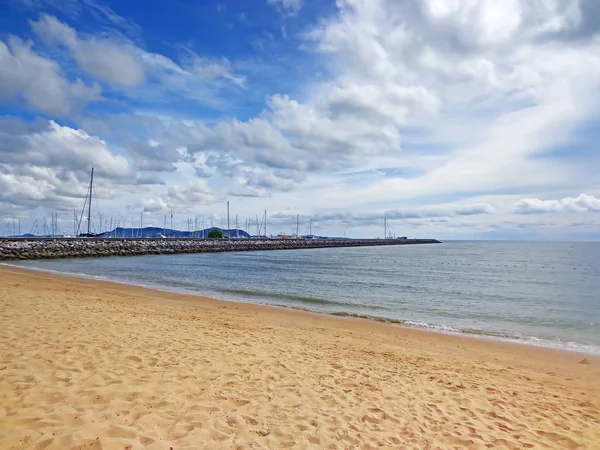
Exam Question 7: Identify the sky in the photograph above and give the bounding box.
[1,0,600,239]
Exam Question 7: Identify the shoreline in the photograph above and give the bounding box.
[2,264,598,366]
[1,265,599,449]
[4,262,599,356]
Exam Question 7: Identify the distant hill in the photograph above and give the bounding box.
[97,227,251,239]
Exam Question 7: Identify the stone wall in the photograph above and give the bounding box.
[0,238,441,261]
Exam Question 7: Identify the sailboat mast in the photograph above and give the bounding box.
[227,201,230,238]
[87,167,94,235]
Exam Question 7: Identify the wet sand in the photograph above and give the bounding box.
[1,265,599,449]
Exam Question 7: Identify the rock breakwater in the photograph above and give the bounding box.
[0,238,441,261]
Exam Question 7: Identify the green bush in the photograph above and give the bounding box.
[207,229,224,239]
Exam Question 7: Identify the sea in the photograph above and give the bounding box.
[9,241,600,354]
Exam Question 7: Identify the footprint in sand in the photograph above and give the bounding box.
[139,436,154,446]
[243,416,259,426]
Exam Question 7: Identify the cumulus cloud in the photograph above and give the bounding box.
[228,184,265,198]
[28,14,245,103]
[515,194,600,214]
[30,13,145,87]
[0,36,101,115]
[125,91,410,187]
[0,117,130,179]
[305,0,600,132]
[227,168,296,198]
[132,0,600,208]
[125,117,311,186]
[139,179,216,214]
[126,139,180,173]
[244,170,295,192]
[135,173,165,185]
[0,117,134,215]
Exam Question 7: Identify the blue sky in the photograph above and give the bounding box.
[1,0,600,239]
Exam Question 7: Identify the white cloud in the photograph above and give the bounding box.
[80,0,142,37]
[268,0,303,16]
[136,172,165,185]
[29,14,245,100]
[227,167,296,198]
[187,55,246,88]
[134,0,600,213]
[267,0,600,207]
[0,117,134,215]
[277,202,494,224]
[30,13,145,87]
[8,0,140,36]
[0,118,130,178]
[139,49,246,103]
[0,36,101,115]
[515,194,600,214]
[139,179,216,214]
[262,201,495,237]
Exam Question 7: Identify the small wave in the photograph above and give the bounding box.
[317,311,600,355]
[222,288,356,307]
[1,262,108,281]
[450,327,600,355]
[403,320,460,332]
[329,311,406,324]
[459,328,515,339]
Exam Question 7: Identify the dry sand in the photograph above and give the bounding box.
[1,265,599,450]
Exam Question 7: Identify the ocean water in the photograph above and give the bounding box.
[9,241,600,354]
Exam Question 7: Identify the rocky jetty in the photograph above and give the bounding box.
[0,237,441,261]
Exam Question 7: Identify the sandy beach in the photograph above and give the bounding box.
[1,266,599,449]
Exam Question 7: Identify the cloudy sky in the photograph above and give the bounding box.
[1,0,599,239]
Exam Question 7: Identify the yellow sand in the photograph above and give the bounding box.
[1,266,599,450]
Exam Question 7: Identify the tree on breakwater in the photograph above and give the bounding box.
[207,229,224,239]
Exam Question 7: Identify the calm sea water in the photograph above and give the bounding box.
[10,241,600,354]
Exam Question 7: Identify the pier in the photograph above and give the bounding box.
[0,237,441,261]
